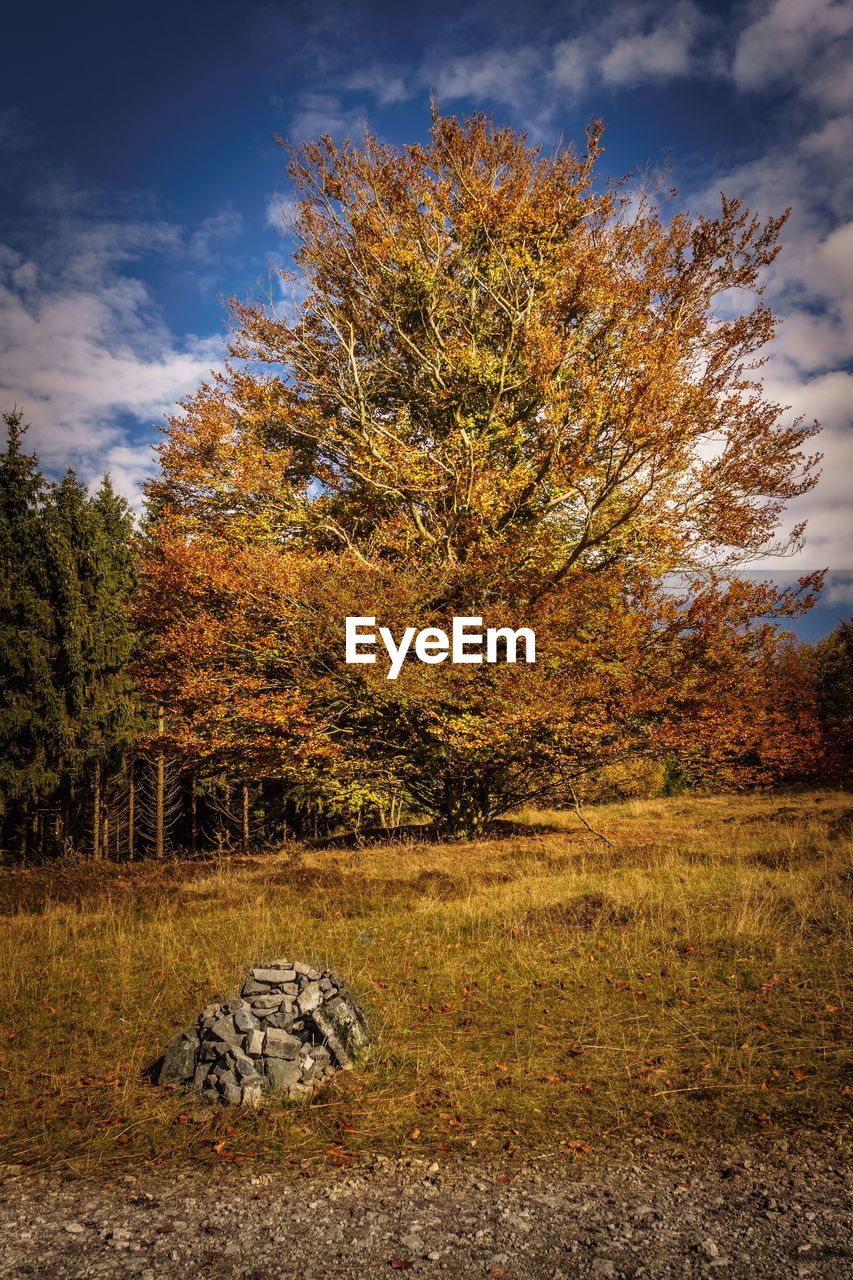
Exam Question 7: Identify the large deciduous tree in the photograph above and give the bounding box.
[141,113,821,836]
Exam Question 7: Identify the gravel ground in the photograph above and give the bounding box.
[0,1138,849,1279]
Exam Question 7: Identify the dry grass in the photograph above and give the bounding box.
[0,790,849,1174]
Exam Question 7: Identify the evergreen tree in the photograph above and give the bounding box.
[0,411,65,857]
[44,471,139,855]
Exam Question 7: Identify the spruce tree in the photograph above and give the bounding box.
[0,412,64,858]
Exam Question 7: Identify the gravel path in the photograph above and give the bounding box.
[1,1138,849,1279]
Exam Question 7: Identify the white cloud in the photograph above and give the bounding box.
[430,46,543,107]
[733,0,853,108]
[188,208,243,262]
[346,67,410,105]
[599,5,700,86]
[825,572,853,604]
[287,93,368,140]
[0,215,225,508]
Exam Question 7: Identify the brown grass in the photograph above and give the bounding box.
[0,790,849,1174]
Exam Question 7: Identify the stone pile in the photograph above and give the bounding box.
[158,959,368,1106]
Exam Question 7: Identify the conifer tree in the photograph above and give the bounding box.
[0,411,64,857]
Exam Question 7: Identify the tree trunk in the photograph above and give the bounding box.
[241,784,249,855]
[93,763,101,861]
[190,775,197,854]
[128,770,135,861]
[155,706,164,859]
[438,777,490,840]
[18,801,28,865]
[102,807,110,861]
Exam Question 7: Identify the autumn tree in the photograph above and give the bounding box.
[141,113,820,837]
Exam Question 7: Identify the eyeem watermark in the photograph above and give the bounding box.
[345,616,536,680]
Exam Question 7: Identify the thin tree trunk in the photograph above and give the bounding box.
[241,784,249,855]
[102,807,110,861]
[114,804,121,861]
[190,775,197,854]
[128,770,135,861]
[155,706,165,859]
[93,763,101,861]
[18,801,28,865]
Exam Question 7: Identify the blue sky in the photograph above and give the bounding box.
[1,0,851,636]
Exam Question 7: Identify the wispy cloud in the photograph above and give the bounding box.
[733,0,853,109]
[0,192,229,506]
[286,92,369,140]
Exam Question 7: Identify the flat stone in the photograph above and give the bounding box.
[263,1009,295,1030]
[264,1028,301,1059]
[251,967,297,984]
[296,982,322,1015]
[220,1081,242,1106]
[246,1029,264,1057]
[265,1057,302,1093]
[250,994,284,1011]
[241,979,270,996]
[205,1016,243,1047]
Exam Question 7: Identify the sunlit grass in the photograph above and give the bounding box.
[0,789,849,1174]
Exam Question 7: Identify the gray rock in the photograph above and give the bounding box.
[296,982,322,1015]
[264,1028,302,1059]
[158,1027,200,1085]
[233,1006,259,1033]
[251,994,284,1011]
[313,995,368,1066]
[232,1050,257,1080]
[206,1016,243,1047]
[156,958,369,1106]
[251,967,297,984]
[241,978,269,996]
[263,1008,295,1030]
[265,1057,302,1093]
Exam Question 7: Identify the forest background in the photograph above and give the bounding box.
[1,113,850,865]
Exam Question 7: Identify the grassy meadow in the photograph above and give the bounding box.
[0,790,849,1174]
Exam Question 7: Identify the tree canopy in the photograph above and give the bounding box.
[136,113,828,834]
